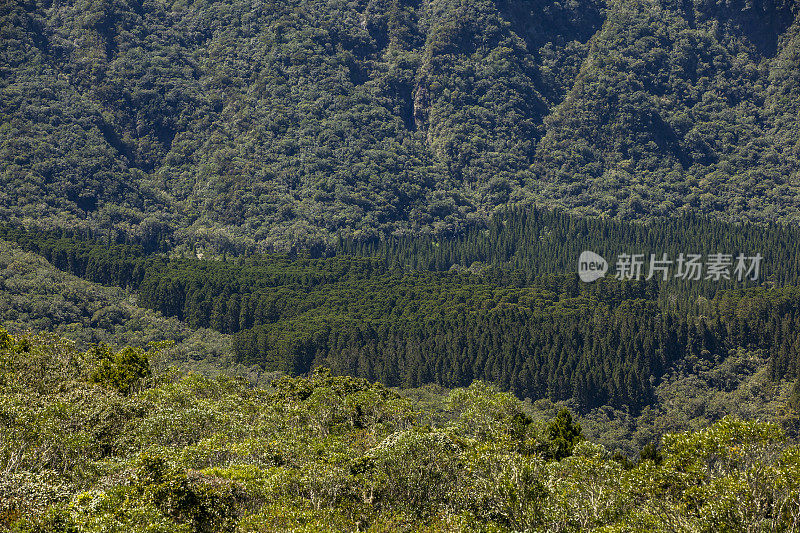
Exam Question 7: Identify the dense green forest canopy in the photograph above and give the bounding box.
[4,0,800,528]
[4,206,800,414]
[2,330,800,532]
[2,0,800,249]
[338,206,800,288]
[1,234,793,460]
[0,238,247,377]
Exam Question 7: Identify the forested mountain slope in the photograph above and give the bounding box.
[2,0,799,250]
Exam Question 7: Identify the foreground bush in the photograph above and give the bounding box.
[2,330,799,531]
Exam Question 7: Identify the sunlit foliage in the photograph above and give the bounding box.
[2,330,800,531]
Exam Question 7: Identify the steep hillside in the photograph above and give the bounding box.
[534,0,800,219]
[1,0,799,249]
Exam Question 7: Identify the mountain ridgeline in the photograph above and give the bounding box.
[2,0,800,249]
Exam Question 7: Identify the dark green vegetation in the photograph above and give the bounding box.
[3,330,800,532]
[2,0,800,250]
[0,225,793,456]
[338,206,800,288]
[0,239,251,377]
[4,0,800,528]
[4,207,800,417]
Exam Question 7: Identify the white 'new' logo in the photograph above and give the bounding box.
[578,251,607,282]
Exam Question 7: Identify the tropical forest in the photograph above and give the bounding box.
[2,0,800,531]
